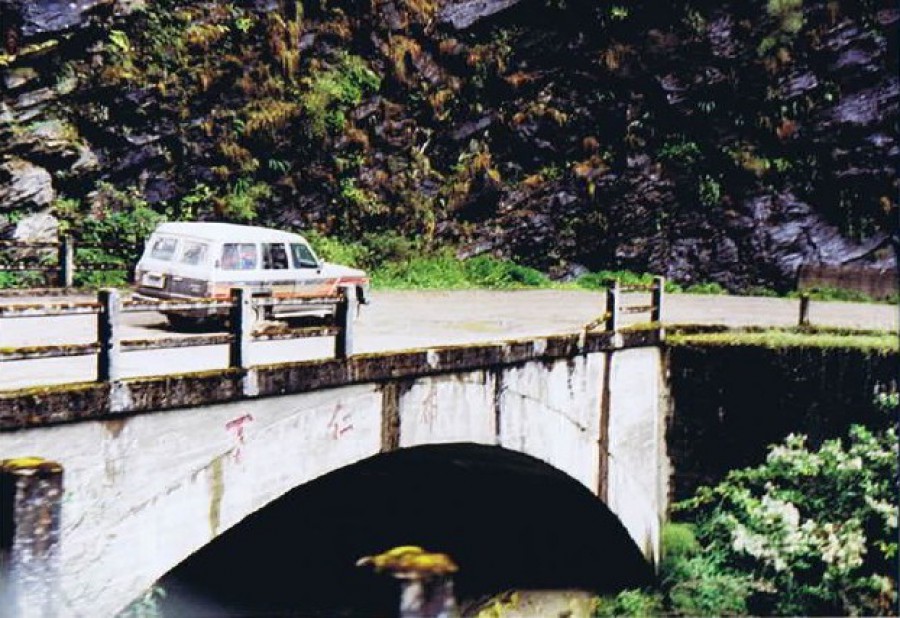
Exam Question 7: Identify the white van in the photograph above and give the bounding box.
[133,222,369,328]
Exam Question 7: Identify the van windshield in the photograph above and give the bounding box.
[221,243,258,270]
[291,243,318,269]
[149,237,178,261]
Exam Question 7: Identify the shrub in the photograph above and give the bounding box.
[301,54,380,140]
[663,554,751,616]
[684,281,726,295]
[576,270,683,293]
[593,588,663,617]
[304,230,368,269]
[661,522,700,563]
[371,250,549,290]
[674,416,899,616]
[56,185,166,287]
[214,179,271,221]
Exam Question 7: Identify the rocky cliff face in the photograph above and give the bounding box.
[0,0,896,290]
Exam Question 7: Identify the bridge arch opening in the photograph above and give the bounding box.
[154,443,651,616]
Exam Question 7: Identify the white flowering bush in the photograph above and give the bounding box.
[675,419,898,616]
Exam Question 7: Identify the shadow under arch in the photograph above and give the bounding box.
[157,442,653,617]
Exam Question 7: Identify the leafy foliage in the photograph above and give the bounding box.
[671,408,899,616]
[301,54,381,140]
[373,252,549,289]
[595,391,899,617]
[576,270,683,293]
[53,185,166,287]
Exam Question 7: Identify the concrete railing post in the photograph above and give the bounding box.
[651,276,665,323]
[335,285,356,359]
[798,293,810,327]
[0,458,64,618]
[229,287,258,396]
[604,279,620,332]
[58,235,73,289]
[97,288,121,383]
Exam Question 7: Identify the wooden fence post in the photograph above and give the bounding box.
[97,288,121,383]
[229,287,258,396]
[0,458,64,617]
[58,236,73,289]
[604,279,620,332]
[651,276,665,323]
[798,293,810,327]
[335,285,356,359]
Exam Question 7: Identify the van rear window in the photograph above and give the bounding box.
[221,243,257,270]
[150,237,178,261]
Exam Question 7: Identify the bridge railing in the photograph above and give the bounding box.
[588,276,665,332]
[0,287,356,394]
[0,236,136,289]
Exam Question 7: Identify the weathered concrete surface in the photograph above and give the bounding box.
[0,384,385,617]
[605,347,668,565]
[0,335,666,616]
[499,354,606,491]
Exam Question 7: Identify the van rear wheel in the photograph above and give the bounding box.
[166,314,205,331]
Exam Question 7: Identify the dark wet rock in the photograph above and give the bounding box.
[657,74,688,105]
[376,0,407,31]
[707,15,738,59]
[438,0,525,30]
[0,0,113,38]
[742,192,894,281]
[451,114,495,141]
[778,70,818,99]
[828,80,899,127]
[0,158,54,211]
[8,87,58,123]
[2,66,39,90]
[877,8,899,26]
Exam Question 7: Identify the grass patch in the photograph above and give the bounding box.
[668,328,898,353]
[373,252,550,289]
[790,285,898,304]
[576,270,683,293]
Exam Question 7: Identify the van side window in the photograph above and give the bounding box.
[290,243,318,269]
[179,241,208,266]
[150,237,178,261]
[262,243,289,270]
[222,243,257,270]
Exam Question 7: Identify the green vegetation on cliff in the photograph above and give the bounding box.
[0,0,895,294]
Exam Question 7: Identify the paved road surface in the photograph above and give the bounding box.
[1,290,896,390]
